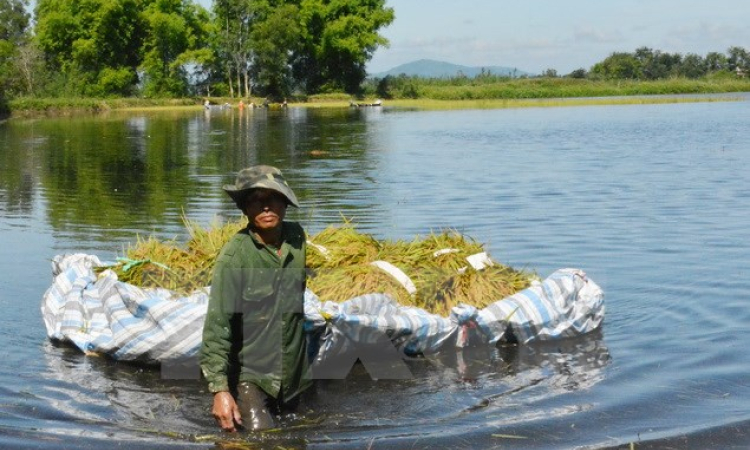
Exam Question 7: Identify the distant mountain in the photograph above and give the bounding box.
[370,59,531,78]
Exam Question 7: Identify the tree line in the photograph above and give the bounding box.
[585,46,749,80]
[2,0,748,106]
[362,46,749,100]
[0,0,394,102]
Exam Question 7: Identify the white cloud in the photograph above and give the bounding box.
[572,27,624,44]
[671,22,744,47]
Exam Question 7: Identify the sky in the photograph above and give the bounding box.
[364,0,750,75]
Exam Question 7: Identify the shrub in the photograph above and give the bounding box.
[96,67,138,97]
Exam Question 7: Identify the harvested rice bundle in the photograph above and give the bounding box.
[306,224,381,269]
[376,230,491,308]
[377,230,483,271]
[306,225,535,314]
[102,215,245,294]
[101,218,536,314]
[416,264,535,315]
[306,224,536,314]
[185,216,246,259]
[106,235,213,294]
[307,264,412,305]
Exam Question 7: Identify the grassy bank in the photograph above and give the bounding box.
[7,97,200,118]
[380,94,744,111]
[398,76,750,101]
[5,77,750,117]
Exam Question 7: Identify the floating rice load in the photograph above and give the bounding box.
[101,217,536,315]
[100,216,241,294]
[307,224,535,315]
[306,222,381,269]
[110,235,210,294]
[306,264,409,307]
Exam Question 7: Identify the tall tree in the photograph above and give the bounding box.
[591,52,642,80]
[0,0,31,97]
[139,0,211,97]
[248,1,301,99]
[0,0,29,42]
[677,53,707,79]
[13,41,45,95]
[212,0,257,97]
[726,46,749,72]
[34,0,209,97]
[633,47,682,80]
[705,52,728,72]
[293,0,394,94]
[34,0,146,95]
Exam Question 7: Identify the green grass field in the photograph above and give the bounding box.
[6,76,749,117]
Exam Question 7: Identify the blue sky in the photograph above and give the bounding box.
[365,0,750,74]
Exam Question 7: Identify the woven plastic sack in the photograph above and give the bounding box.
[41,254,604,364]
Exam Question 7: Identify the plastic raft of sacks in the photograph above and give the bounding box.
[41,253,605,365]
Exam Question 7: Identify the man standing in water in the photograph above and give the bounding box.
[200,165,311,432]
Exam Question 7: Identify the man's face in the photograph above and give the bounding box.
[244,189,287,232]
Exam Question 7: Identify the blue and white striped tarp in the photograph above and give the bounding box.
[41,254,209,362]
[41,254,604,364]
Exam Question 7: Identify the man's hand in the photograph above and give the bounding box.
[212,391,242,432]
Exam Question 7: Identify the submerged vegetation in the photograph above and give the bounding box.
[102,217,535,316]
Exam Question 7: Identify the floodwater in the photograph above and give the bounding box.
[1,96,750,449]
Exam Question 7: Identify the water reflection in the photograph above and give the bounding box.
[42,343,212,437]
[0,123,46,215]
[0,109,386,246]
[5,107,615,448]
[293,333,610,448]
[5,97,750,448]
[39,329,608,448]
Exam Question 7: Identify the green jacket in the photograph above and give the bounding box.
[199,221,311,402]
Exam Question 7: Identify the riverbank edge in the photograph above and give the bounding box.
[3,89,749,119]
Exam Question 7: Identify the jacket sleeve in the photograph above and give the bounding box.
[199,246,241,393]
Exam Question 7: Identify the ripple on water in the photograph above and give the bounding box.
[4,99,750,448]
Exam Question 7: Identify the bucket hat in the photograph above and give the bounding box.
[223,165,299,208]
